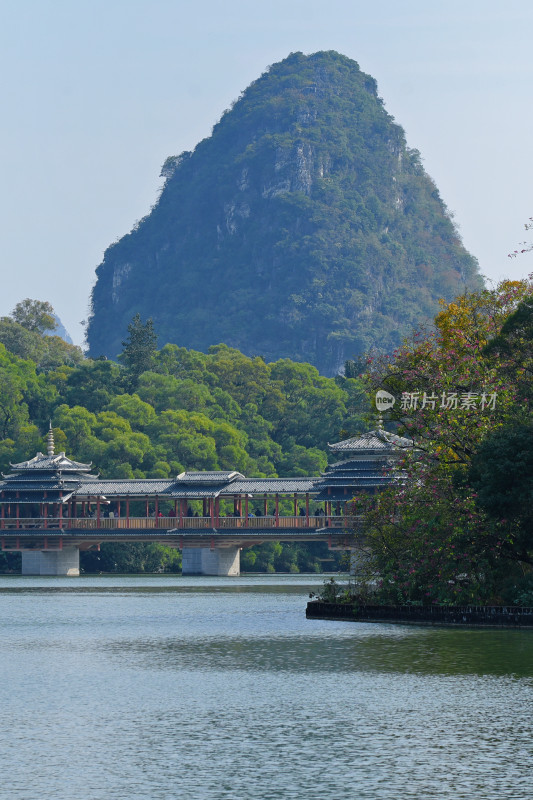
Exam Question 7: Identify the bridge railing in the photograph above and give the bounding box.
[0,515,347,532]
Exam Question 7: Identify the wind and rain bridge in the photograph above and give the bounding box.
[0,426,410,575]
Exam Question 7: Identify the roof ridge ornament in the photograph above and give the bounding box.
[46,422,55,457]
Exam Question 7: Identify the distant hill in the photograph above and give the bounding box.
[46,314,73,344]
[87,50,482,375]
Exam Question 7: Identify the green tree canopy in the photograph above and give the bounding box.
[11,299,57,334]
[119,314,157,382]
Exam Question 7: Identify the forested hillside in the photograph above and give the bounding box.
[0,309,367,573]
[88,50,482,375]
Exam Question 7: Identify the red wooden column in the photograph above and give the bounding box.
[179,499,184,527]
[155,496,159,527]
[215,497,220,525]
[96,497,101,527]
[305,493,309,527]
[126,498,130,526]
[209,498,214,526]
[275,494,279,528]
[43,492,47,529]
[117,500,121,518]
[16,492,19,529]
[263,494,268,516]
[59,492,63,529]
[293,493,297,519]
[244,495,249,527]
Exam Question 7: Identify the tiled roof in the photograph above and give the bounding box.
[0,490,75,504]
[167,487,228,498]
[80,479,174,496]
[176,471,244,484]
[2,430,412,504]
[228,478,318,495]
[328,429,413,452]
[326,458,392,469]
[0,479,81,491]
[9,452,93,472]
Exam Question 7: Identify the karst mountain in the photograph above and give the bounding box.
[87,50,481,374]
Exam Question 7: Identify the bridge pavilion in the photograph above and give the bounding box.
[0,424,411,575]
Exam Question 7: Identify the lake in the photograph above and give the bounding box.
[1,574,532,799]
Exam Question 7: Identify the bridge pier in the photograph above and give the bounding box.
[21,547,80,576]
[182,546,240,576]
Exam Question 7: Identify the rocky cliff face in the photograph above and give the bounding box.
[87,51,482,374]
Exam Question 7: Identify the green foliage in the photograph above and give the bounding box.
[11,299,57,333]
[469,422,533,566]
[0,317,83,371]
[310,576,355,603]
[0,327,367,573]
[119,314,157,384]
[87,51,481,375]
[358,279,533,605]
[240,541,340,573]
[80,543,182,573]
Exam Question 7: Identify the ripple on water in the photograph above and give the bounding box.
[0,579,532,800]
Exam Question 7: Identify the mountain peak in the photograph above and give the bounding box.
[88,51,481,374]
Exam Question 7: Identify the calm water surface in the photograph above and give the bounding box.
[1,574,532,800]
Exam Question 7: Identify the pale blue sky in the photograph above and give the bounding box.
[1,0,532,345]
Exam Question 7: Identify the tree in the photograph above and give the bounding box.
[11,299,57,334]
[119,314,157,382]
[469,422,533,566]
[0,318,45,362]
[355,278,533,604]
[484,294,533,402]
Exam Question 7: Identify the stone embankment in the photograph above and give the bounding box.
[306,601,533,628]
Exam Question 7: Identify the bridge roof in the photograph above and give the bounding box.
[0,490,76,504]
[1,427,409,504]
[328,428,412,454]
[80,479,174,497]
[9,452,93,473]
[226,477,317,495]
[176,471,244,484]
[78,476,318,498]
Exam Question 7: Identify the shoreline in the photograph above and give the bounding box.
[306,600,533,628]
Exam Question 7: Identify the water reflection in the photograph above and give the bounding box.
[1,577,532,800]
[104,628,533,678]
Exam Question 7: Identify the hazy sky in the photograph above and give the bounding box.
[1,0,532,346]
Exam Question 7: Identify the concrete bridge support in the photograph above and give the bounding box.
[182,546,240,576]
[21,547,80,576]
